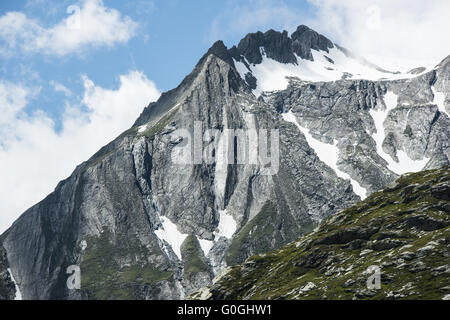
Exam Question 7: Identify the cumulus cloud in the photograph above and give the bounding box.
[0,82,30,129]
[0,0,137,56]
[0,71,160,233]
[305,0,450,70]
[50,80,72,96]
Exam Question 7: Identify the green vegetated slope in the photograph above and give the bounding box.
[191,166,450,300]
[181,234,210,279]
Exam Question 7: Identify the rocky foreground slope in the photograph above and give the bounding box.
[191,166,450,300]
[0,25,449,300]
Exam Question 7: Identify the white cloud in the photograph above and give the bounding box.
[0,0,137,56]
[50,80,72,96]
[0,12,40,56]
[306,0,450,70]
[0,71,160,233]
[0,82,30,128]
[209,0,307,43]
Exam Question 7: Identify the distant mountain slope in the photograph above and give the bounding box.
[191,166,450,300]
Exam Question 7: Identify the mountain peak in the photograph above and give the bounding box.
[230,24,334,66]
[206,40,229,58]
[291,25,334,60]
[233,28,296,64]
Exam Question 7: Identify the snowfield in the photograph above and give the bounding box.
[234,46,427,97]
[154,216,188,260]
[282,111,367,199]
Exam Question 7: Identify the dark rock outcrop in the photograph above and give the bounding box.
[230,25,334,66]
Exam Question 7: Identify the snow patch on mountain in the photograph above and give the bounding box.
[197,237,214,257]
[7,268,22,300]
[370,92,429,175]
[282,111,367,199]
[432,87,449,118]
[138,124,147,133]
[154,216,188,260]
[198,238,214,256]
[214,209,237,240]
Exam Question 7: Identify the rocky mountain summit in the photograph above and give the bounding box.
[190,166,450,300]
[1,25,449,300]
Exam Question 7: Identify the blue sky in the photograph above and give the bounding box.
[0,0,449,233]
[0,0,312,125]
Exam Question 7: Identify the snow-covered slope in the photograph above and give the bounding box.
[154,216,188,260]
[234,46,429,97]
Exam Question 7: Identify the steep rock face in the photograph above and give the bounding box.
[262,67,450,195]
[191,166,450,300]
[291,25,334,60]
[1,25,449,300]
[0,243,15,300]
[1,38,358,300]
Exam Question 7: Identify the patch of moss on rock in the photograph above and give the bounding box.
[83,106,179,171]
[181,235,209,279]
[139,107,179,139]
[226,201,313,266]
[80,229,172,300]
